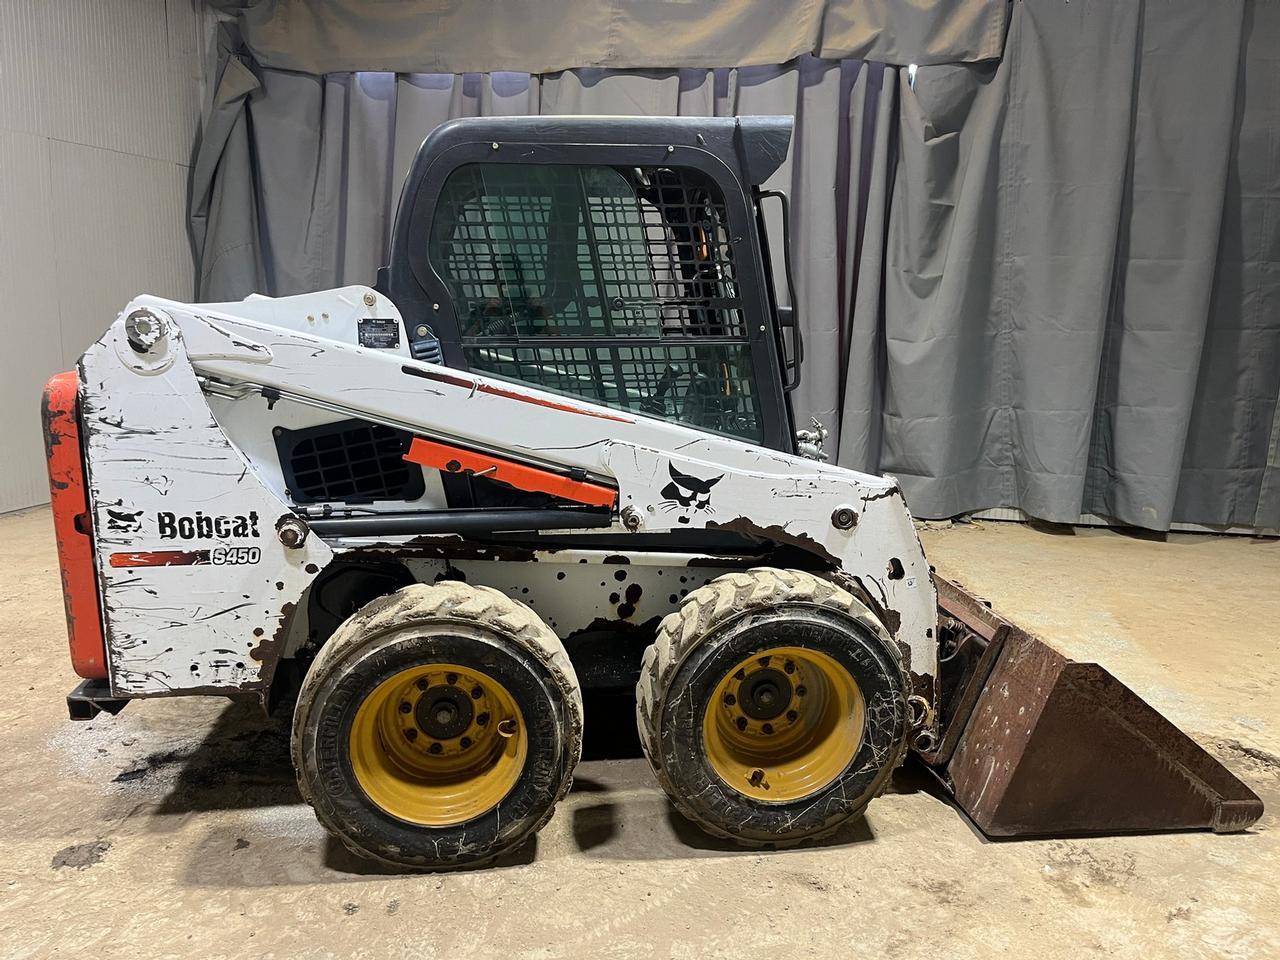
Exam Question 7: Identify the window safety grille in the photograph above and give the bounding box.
[463,342,762,443]
[275,420,425,504]
[430,163,763,443]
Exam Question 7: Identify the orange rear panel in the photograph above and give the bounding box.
[42,371,108,680]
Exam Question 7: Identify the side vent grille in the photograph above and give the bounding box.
[274,420,425,504]
[410,336,443,364]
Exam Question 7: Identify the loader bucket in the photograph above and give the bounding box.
[920,577,1264,837]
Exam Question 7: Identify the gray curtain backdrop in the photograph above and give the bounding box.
[859,0,1279,531]
[193,0,1280,532]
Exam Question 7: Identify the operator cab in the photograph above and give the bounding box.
[381,116,802,454]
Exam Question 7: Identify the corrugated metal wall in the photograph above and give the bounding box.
[0,0,203,513]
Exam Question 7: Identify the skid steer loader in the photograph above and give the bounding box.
[42,116,1261,870]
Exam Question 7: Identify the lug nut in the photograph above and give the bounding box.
[796,685,807,697]
[786,710,798,722]
[784,660,795,674]
[404,728,417,742]
[762,723,774,735]
[446,672,458,685]
[416,678,428,691]
[428,742,443,754]
[471,685,484,700]
[399,701,411,714]
[735,717,748,731]
[460,736,472,749]
[476,712,489,726]
[723,693,736,706]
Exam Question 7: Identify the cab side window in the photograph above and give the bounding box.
[428,163,762,444]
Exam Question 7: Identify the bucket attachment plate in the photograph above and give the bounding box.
[924,577,1263,837]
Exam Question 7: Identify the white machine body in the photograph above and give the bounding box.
[74,286,938,738]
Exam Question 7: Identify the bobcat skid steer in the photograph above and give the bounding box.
[42,116,1261,870]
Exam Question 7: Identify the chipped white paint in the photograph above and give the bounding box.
[603,441,934,676]
[75,287,938,731]
[80,319,333,697]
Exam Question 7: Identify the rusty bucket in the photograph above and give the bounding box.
[921,577,1264,837]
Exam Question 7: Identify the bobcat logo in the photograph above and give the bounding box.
[660,463,723,524]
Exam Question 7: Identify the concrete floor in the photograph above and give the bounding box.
[0,506,1276,959]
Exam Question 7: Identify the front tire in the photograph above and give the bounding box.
[291,581,582,870]
[637,568,909,846]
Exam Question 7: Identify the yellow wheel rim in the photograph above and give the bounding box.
[349,663,527,826]
[702,646,864,803]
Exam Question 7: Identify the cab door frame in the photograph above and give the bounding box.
[386,136,795,454]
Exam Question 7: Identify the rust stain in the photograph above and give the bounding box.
[707,516,839,567]
[246,601,298,690]
[842,574,902,636]
[349,538,539,564]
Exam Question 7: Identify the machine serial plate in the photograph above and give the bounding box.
[358,318,401,349]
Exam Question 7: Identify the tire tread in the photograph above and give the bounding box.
[292,581,582,871]
[635,567,908,847]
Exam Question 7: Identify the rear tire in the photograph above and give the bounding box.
[292,581,582,870]
[636,568,908,846]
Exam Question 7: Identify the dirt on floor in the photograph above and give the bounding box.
[0,507,1276,960]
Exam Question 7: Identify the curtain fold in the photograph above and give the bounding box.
[879,2,1145,522]
[189,27,265,298]
[1174,0,1280,530]
[191,0,1280,531]
[1084,2,1247,530]
[219,0,1007,75]
[873,0,1279,530]
[836,61,897,472]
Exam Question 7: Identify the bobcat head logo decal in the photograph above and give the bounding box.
[660,462,723,524]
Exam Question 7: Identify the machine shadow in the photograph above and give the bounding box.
[580,690,645,760]
[568,789,878,861]
[568,693,939,861]
[159,683,940,881]
[321,834,539,875]
[645,759,942,858]
[148,699,301,815]
[153,685,644,819]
